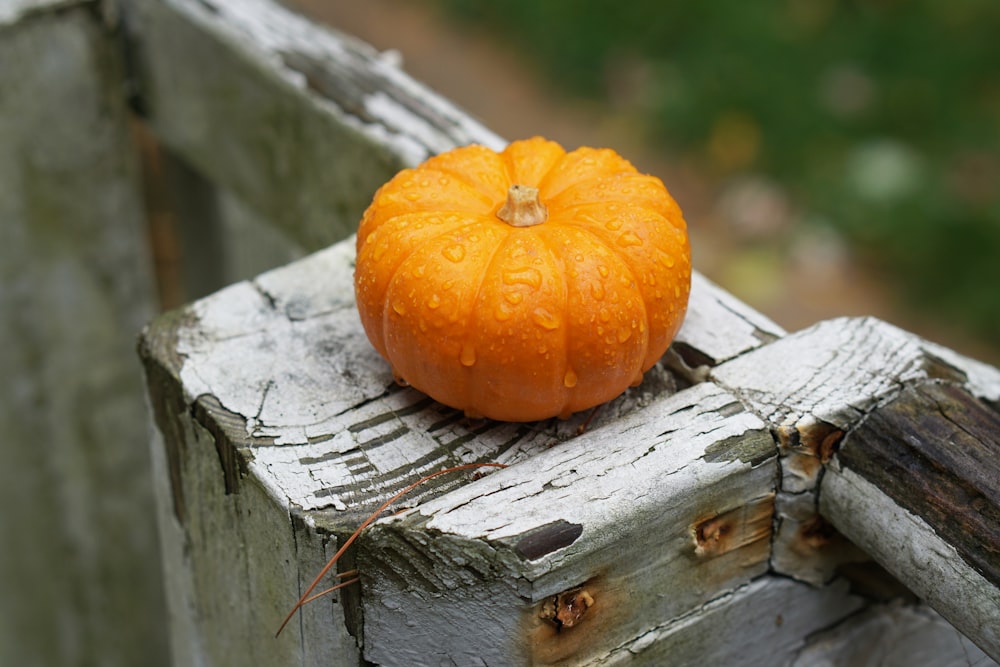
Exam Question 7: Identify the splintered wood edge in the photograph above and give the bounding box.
[356,382,778,664]
[708,314,1000,659]
[143,234,786,522]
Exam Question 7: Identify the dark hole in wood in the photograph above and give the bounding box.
[515,521,584,560]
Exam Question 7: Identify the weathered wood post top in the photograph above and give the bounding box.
[140,236,1000,665]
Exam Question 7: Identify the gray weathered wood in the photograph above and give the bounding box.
[601,577,865,666]
[711,316,1000,659]
[121,0,504,251]
[792,601,995,667]
[358,380,775,665]
[821,381,1000,661]
[0,1,166,665]
[139,230,794,665]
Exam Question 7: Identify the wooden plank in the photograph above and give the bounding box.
[0,2,166,665]
[121,0,504,250]
[136,125,307,307]
[140,230,789,664]
[357,381,775,665]
[821,381,1000,661]
[710,316,1000,592]
[141,337,359,666]
[167,237,783,517]
[793,601,996,667]
[598,577,866,666]
[670,271,784,374]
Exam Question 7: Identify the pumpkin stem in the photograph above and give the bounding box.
[497,185,548,227]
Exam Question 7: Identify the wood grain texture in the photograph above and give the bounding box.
[710,316,1000,593]
[142,225,790,664]
[145,235,1000,664]
[823,381,1000,660]
[792,602,996,667]
[169,238,783,520]
[710,316,1000,430]
[822,466,1000,663]
[596,576,865,666]
[841,382,1000,588]
[357,381,775,665]
[129,1,1000,662]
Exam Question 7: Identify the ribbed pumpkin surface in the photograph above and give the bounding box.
[354,137,691,421]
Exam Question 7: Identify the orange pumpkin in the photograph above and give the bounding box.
[354,137,691,422]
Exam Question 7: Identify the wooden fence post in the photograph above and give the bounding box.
[0,2,166,665]
[125,0,1000,664]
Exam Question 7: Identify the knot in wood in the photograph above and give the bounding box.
[539,587,595,631]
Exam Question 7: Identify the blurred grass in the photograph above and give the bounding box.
[433,0,1000,339]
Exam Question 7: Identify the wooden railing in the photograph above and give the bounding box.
[4,1,998,665]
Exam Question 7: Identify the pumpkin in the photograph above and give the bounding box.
[354,137,691,422]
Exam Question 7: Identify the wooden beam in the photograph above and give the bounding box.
[0,1,165,665]
[139,231,790,664]
[357,381,775,664]
[710,316,1000,659]
[121,0,504,251]
[821,381,1000,660]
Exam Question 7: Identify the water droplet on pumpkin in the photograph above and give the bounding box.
[532,307,560,330]
[404,192,420,202]
[617,327,632,343]
[590,282,605,300]
[503,267,542,289]
[426,293,441,309]
[599,308,611,323]
[605,218,623,231]
[494,304,513,322]
[443,244,466,263]
[504,291,523,305]
[664,255,675,268]
[460,343,477,367]
[412,264,426,278]
[598,265,610,278]
[392,301,407,316]
[618,231,642,247]
[563,369,578,388]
